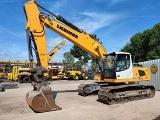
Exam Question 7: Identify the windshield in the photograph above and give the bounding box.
[96,54,116,72]
[98,54,116,79]
[116,54,130,72]
[103,54,116,70]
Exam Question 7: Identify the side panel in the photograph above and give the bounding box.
[139,59,160,90]
[132,67,150,81]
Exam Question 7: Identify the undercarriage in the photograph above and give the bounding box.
[78,83,155,104]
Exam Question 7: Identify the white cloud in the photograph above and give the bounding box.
[0,51,4,55]
[0,35,74,62]
[121,37,131,46]
[111,37,131,52]
[47,37,66,48]
[0,48,29,61]
[0,26,25,39]
[109,48,118,53]
[49,0,66,13]
[73,12,122,33]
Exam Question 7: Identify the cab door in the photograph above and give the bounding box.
[116,53,133,79]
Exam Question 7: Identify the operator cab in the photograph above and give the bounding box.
[100,52,133,79]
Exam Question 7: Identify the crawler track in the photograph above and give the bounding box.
[98,84,155,105]
[78,84,100,96]
[78,83,155,105]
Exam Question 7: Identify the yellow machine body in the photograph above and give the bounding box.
[23,0,154,112]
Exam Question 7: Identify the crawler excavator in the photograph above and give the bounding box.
[48,40,66,80]
[24,0,155,113]
[47,40,66,62]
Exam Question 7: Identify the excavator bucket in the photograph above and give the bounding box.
[26,85,62,113]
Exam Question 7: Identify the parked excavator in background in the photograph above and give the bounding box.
[48,40,66,62]
[1,40,66,83]
[21,39,66,82]
[23,0,155,113]
[48,40,66,80]
[26,40,66,81]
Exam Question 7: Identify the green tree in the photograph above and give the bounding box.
[74,60,83,70]
[91,58,98,71]
[70,34,101,71]
[121,23,160,62]
[70,46,90,63]
[62,52,74,69]
[70,48,90,71]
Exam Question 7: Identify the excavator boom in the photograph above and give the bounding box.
[24,1,107,61]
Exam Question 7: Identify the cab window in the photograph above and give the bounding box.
[116,54,130,72]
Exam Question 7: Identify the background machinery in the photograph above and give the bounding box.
[1,40,66,83]
[24,0,155,112]
[47,40,66,80]
[63,70,89,80]
[0,60,34,82]
[47,40,66,62]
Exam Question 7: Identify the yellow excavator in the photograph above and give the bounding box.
[48,40,66,62]
[24,0,155,113]
[48,40,66,80]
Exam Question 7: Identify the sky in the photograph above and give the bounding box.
[0,0,160,63]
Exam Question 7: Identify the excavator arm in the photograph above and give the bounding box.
[47,40,66,62]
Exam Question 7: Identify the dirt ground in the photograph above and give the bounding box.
[0,80,160,120]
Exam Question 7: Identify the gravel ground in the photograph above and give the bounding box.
[0,80,160,120]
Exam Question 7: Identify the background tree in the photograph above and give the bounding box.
[91,58,98,71]
[70,34,101,71]
[70,45,90,66]
[74,60,83,70]
[62,52,74,69]
[121,23,160,62]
